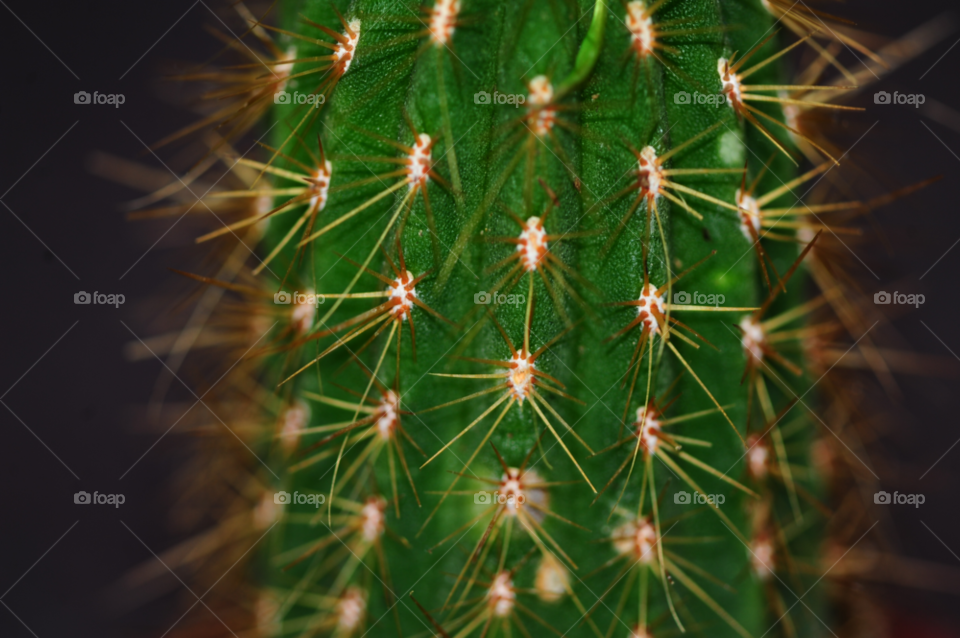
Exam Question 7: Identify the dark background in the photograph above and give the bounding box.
[1,0,958,636]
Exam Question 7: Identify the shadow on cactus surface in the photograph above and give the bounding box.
[93,0,960,636]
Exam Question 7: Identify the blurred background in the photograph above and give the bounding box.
[0,0,958,635]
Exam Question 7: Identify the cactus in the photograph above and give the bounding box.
[108,1,936,636]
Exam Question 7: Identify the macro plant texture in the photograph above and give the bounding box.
[104,0,946,636]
